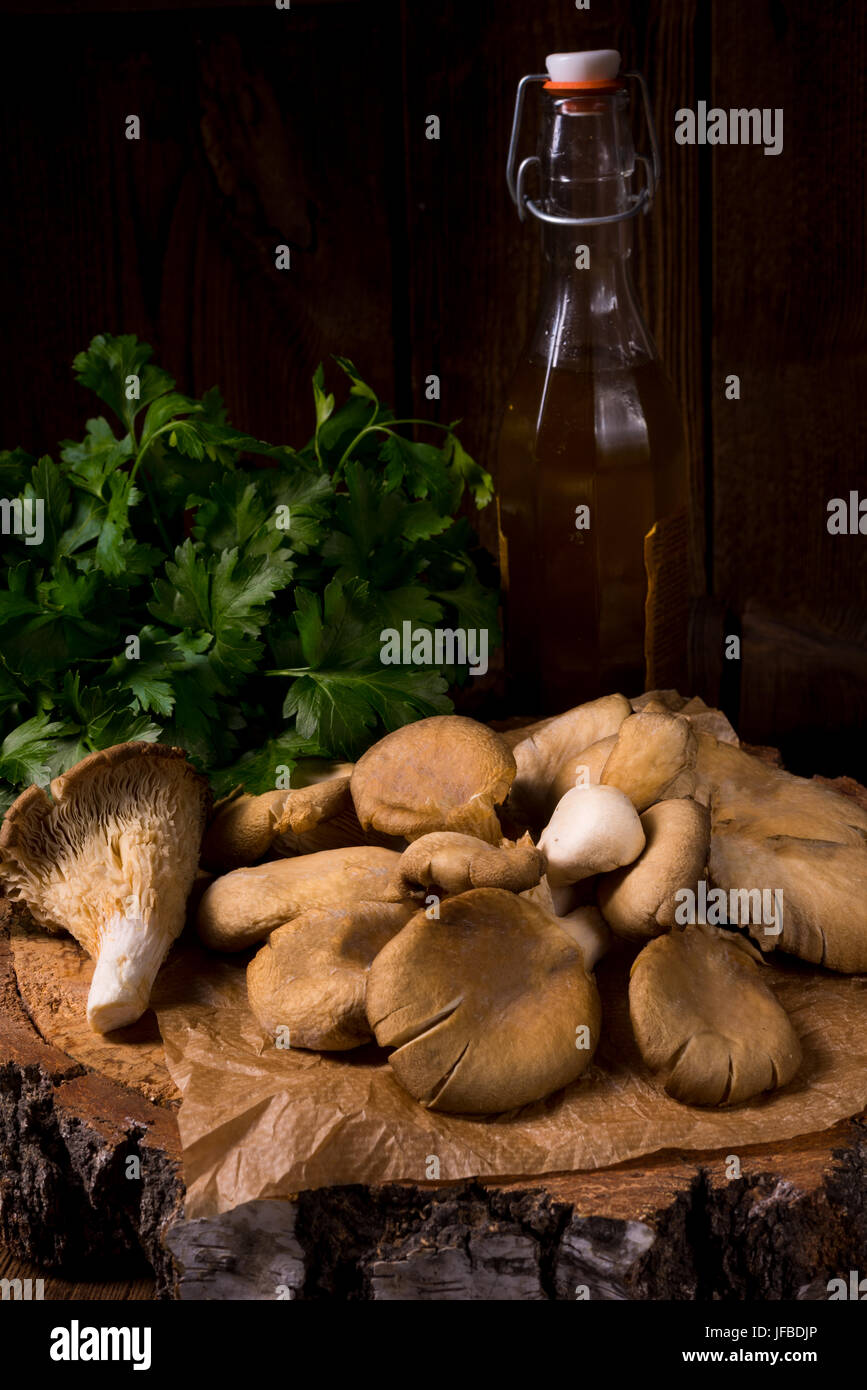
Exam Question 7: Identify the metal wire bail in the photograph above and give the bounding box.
[506,69,661,228]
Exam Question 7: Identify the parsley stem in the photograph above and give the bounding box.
[130,425,172,484]
[130,427,175,554]
[0,652,29,701]
[139,468,174,554]
[334,419,454,479]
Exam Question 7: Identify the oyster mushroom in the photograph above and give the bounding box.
[0,743,210,1033]
[200,788,288,872]
[390,831,542,900]
[520,877,611,969]
[508,693,632,828]
[696,734,867,972]
[597,798,710,941]
[547,734,618,813]
[601,709,697,813]
[629,924,802,1106]
[196,844,401,952]
[538,784,645,895]
[350,715,516,844]
[247,900,413,1050]
[200,776,362,872]
[367,887,601,1114]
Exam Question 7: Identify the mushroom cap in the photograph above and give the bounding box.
[508,694,632,828]
[548,734,618,813]
[696,734,867,971]
[0,742,210,1032]
[246,900,413,1050]
[272,776,396,857]
[710,831,867,971]
[538,784,645,888]
[350,716,516,844]
[196,845,401,952]
[366,887,601,1114]
[200,776,363,872]
[200,789,288,872]
[628,924,802,1107]
[601,710,697,813]
[391,831,542,900]
[597,798,711,941]
[695,732,867,840]
[274,776,353,835]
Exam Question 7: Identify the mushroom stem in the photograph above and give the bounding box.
[86,911,170,1033]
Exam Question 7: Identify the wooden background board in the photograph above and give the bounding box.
[0,0,864,773]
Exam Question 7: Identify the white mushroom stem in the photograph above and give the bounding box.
[555,905,611,970]
[87,910,172,1032]
[549,882,578,916]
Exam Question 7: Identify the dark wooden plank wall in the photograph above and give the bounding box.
[710,0,867,774]
[0,0,863,773]
[0,1,401,453]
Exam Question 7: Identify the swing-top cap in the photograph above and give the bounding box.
[545,50,623,91]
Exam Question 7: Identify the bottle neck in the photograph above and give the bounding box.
[530,219,655,370]
[528,88,656,371]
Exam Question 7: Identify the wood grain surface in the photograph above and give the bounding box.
[1,2,863,761]
[0,1246,154,1301]
[705,1,867,762]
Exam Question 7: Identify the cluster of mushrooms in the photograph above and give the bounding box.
[1,692,866,1117]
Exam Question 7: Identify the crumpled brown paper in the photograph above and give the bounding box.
[152,936,867,1220]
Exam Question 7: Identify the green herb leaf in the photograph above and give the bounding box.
[273,577,452,758]
[284,667,451,760]
[209,729,327,799]
[0,713,73,787]
[139,392,203,453]
[443,432,494,509]
[61,417,133,496]
[0,336,500,799]
[0,448,35,496]
[333,356,379,407]
[380,434,461,514]
[73,334,175,438]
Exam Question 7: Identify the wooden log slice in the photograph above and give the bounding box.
[2,765,867,1300]
[0,901,183,1292]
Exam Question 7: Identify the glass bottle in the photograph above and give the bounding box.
[497,51,691,714]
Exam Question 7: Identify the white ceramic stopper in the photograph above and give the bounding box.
[546,50,621,83]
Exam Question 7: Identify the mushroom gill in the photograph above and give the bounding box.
[0,742,210,1033]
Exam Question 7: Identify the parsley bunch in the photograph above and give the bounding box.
[0,335,498,810]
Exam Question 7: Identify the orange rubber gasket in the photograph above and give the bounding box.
[543,79,625,92]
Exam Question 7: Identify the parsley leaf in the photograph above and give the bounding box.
[273,577,452,758]
[73,335,175,438]
[0,714,71,787]
[0,337,500,801]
